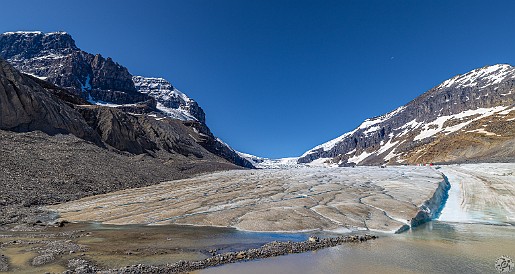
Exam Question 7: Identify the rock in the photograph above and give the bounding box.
[308,236,319,243]
[132,76,206,123]
[32,253,55,266]
[0,254,8,272]
[0,31,146,105]
[236,251,246,259]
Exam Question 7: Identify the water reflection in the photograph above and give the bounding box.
[200,221,514,274]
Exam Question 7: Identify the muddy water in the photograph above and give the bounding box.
[199,222,515,274]
[1,246,66,273]
[75,223,314,269]
[0,223,315,272]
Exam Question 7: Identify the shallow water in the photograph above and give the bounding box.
[2,221,512,273]
[0,222,319,271]
[77,223,314,269]
[199,221,515,274]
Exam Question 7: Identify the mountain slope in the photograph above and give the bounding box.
[0,58,245,224]
[299,64,515,165]
[0,31,146,104]
[0,31,253,168]
[0,58,101,144]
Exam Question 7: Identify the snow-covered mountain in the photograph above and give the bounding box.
[132,76,205,123]
[299,64,515,165]
[0,31,253,168]
[0,31,148,104]
[237,152,303,169]
[0,31,206,122]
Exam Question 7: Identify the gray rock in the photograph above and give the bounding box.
[0,58,102,145]
[0,31,146,104]
[31,253,55,266]
[0,254,8,272]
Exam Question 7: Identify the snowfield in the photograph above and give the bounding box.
[438,163,515,225]
[48,166,446,233]
[47,163,515,233]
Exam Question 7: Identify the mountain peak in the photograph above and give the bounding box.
[2,31,69,36]
[0,30,78,60]
[299,64,515,165]
[438,63,514,90]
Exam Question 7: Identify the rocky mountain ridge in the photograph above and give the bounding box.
[299,64,515,165]
[0,31,252,168]
[0,31,144,103]
[132,76,206,123]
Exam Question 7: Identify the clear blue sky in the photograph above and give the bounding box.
[2,1,515,158]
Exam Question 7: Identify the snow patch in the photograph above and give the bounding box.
[466,128,500,136]
[302,106,406,157]
[156,102,197,121]
[133,76,197,121]
[438,64,514,89]
[347,150,374,165]
[413,106,509,141]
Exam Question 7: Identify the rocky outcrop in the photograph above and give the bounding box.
[299,64,515,165]
[132,76,206,123]
[78,106,211,158]
[0,56,235,162]
[0,58,101,145]
[183,121,256,168]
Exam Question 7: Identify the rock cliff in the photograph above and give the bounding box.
[0,31,253,168]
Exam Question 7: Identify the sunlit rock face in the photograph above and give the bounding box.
[0,31,145,104]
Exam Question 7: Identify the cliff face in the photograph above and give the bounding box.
[0,57,222,160]
[132,76,206,123]
[299,64,515,165]
[0,31,145,104]
[0,58,101,145]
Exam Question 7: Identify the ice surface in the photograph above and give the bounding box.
[438,163,515,225]
[48,166,444,233]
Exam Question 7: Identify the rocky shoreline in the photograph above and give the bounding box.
[90,234,377,274]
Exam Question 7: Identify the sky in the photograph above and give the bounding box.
[2,0,515,158]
